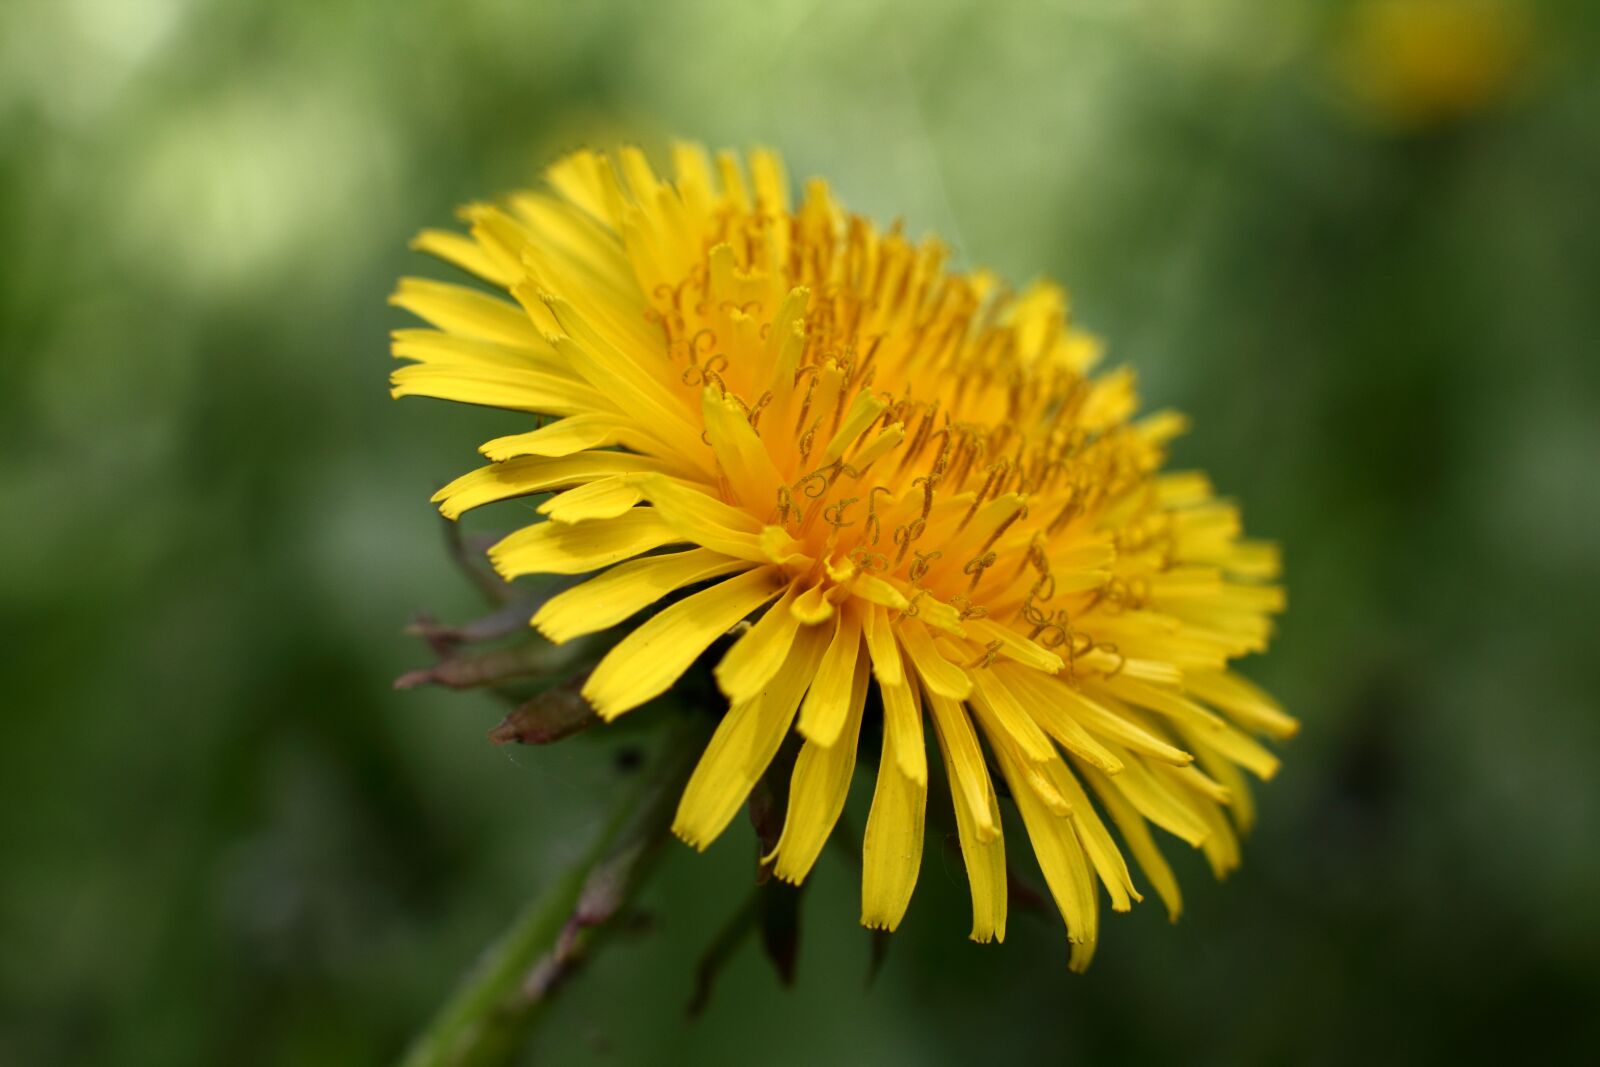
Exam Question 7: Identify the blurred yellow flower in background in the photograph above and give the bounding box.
[1337,0,1531,129]
[391,144,1293,969]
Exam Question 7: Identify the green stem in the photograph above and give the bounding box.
[399,716,706,1067]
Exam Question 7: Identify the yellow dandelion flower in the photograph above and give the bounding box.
[390,144,1294,970]
[1336,0,1530,130]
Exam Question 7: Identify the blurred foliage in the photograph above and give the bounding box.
[3,0,1598,1063]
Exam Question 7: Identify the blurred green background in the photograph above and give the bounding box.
[4,0,1598,1063]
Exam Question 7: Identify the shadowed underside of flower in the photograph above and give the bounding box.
[390,143,1293,970]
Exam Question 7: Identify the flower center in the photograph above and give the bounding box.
[642,202,1173,660]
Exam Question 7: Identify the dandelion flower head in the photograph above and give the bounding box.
[391,144,1294,969]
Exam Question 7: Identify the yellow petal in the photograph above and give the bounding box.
[1056,686,1193,766]
[1079,761,1182,921]
[1176,718,1281,781]
[789,580,835,624]
[926,689,997,841]
[992,743,1099,972]
[860,684,927,931]
[772,644,869,883]
[913,595,967,637]
[545,147,624,227]
[519,246,653,359]
[391,328,562,374]
[969,699,1071,817]
[879,674,928,785]
[759,526,812,566]
[489,508,680,579]
[459,204,537,284]
[967,666,1057,763]
[898,619,973,700]
[1045,760,1140,912]
[820,390,886,464]
[846,422,905,471]
[670,141,715,221]
[702,388,785,518]
[1183,670,1299,740]
[963,619,1065,674]
[531,548,749,644]
[632,474,774,562]
[537,296,703,453]
[1154,471,1214,507]
[1192,793,1240,879]
[617,144,664,203]
[797,604,863,746]
[925,492,1029,588]
[673,620,832,848]
[862,604,905,687]
[851,574,910,612]
[431,452,657,520]
[1099,745,1211,848]
[389,362,604,416]
[995,665,1124,775]
[714,150,751,214]
[714,582,803,703]
[927,689,1007,942]
[479,413,638,461]
[506,190,633,294]
[1097,677,1226,732]
[749,147,791,213]
[762,287,810,418]
[537,476,645,523]
[389,277,545,347]
[1159,762,1233,806]
[582,566,783,720]
[410,229,515,287]
[1190,736,1256,832]
[1218,540,1281,580]
[540,331,698,454]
